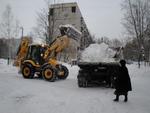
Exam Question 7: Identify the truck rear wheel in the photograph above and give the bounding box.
[57,65,69,79]
[78,80,88,88]
[78,76,88,88]
[42,66,56,82]
[22,65,34,79]
[78,80,82,87]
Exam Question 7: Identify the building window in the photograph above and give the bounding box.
[50,8,54,16]
[81,27,83,32]
[72,6,76,13]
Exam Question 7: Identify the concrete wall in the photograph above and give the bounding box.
[48,2,92,62]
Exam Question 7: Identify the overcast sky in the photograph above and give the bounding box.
[0,0,124,39]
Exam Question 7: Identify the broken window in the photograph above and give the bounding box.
[50,8,54,16]
[72,6,76,13]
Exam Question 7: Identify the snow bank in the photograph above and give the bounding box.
[80,43,116,62]
[0,59,7,65]
[1,59,150,113]
[0,59,18,73]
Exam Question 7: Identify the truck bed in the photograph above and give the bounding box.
[78,62,120,69]
[77,61,120,87]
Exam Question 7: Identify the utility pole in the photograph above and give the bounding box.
[20,27,24,38]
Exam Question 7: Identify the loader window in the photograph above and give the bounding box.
[32,48,39,59]
[26,46,41,62]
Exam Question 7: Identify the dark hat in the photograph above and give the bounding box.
[120,60,126,66]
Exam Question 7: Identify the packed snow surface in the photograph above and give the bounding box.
[81,43,116,62]
[0,59,150,113]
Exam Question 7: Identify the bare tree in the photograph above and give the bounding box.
[32,0,59,44]
[14,19,20,38]
[94,36,110,45]
[0,4,20,61]
[32,8,49,42]
[122,0,150,67]
[0,5,13,39]
[110,38,123,48]
[0,5,20,38]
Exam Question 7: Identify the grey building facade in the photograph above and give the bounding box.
[48,2,93,62]
[48,2,92,49]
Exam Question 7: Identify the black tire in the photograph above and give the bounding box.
[78,76,88,88]
[78,80,83,87]
[82,79,88,88]
[22,64,34,79]
[57,65,69,79]
[42,66,56,82]
[110,76,116,88]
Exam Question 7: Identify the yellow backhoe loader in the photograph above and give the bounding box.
[20,25,81,82]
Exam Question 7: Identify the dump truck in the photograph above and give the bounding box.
[77,43,123,87]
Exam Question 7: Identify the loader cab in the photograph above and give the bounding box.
[25,44,46,65]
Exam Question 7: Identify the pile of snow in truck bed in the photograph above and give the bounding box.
[80,43,116,62]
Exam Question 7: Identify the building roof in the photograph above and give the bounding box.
[49,2,78,8]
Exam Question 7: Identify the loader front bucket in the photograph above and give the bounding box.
[59,24,82,43]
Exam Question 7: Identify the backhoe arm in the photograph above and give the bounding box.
[43,35,70,60]
[13,37,31,67]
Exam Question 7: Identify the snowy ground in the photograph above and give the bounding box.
[0,59,150,113]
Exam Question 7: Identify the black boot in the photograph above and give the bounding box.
[113,95,119,101]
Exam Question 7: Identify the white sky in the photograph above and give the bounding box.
[0,0,124,39]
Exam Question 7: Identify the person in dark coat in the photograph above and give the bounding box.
[113,60,132,102]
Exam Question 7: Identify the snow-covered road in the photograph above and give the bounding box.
[0,59,150,113]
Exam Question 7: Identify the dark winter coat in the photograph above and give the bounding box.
[114,65,132,95]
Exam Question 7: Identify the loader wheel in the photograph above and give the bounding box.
[57,65,69,79]
[22,65,34,79]
[42,66,56,82]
